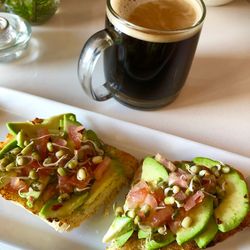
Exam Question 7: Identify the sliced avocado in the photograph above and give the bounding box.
[0,170,16,188]
[0,139,17,159]
[7,120,33,136]
[84,160,124,209]
[39,192,89,219]
[63,113,77,122]
[193,157,221,169]
[195,216,218,248]
[145,232,175,250]
[176,197,213,245]
[141,157,168,184]
[7,113,74,136]
[42,113,74,129]
[115,229,134,247]
[215,170,249,232]
[138,229,151,239]
[102,216,134,243]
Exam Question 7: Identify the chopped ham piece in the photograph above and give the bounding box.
[68,125,84,149]
[184,190,205,211]
[155,154,176,172]
[202,175,217,193]
[174,190,187,202]
[169,169,192,188]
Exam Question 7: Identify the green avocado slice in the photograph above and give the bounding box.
[102,216,134,243]
[39,192,89,219]
[141,157,168,184]
[83,160,124,211]
[176,196,213,245]
[0,139,17,159]
[115,229,134,247]
[192,157,221,169]
[138,229,151,239]
[195,216,218,248]
[215,170,249,232]
[63,113,77,123]
[7,113,75,137]
[145,232,175,250]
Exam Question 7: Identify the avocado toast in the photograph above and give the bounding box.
[103,155,250,249]
[0,113,138,231]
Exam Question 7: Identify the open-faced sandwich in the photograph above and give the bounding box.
[0,113,138,232]
[103,154,250,249]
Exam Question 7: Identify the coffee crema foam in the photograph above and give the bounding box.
[107,0,205,43]
[127,0,197,30]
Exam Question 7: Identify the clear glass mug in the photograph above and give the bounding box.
[78,0,206,110]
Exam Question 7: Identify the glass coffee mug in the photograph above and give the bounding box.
[78,0,206,109]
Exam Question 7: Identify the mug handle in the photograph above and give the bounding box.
[78,30,114,101]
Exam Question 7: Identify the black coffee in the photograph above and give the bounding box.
[104,0,203,108]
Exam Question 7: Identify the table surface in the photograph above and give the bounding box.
[1,0,250,158]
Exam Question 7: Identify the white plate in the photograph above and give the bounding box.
[0,87,249,250]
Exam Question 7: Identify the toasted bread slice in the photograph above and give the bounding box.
[103,157,250,250]
[0,142,138,232]
[0,114,138,232]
